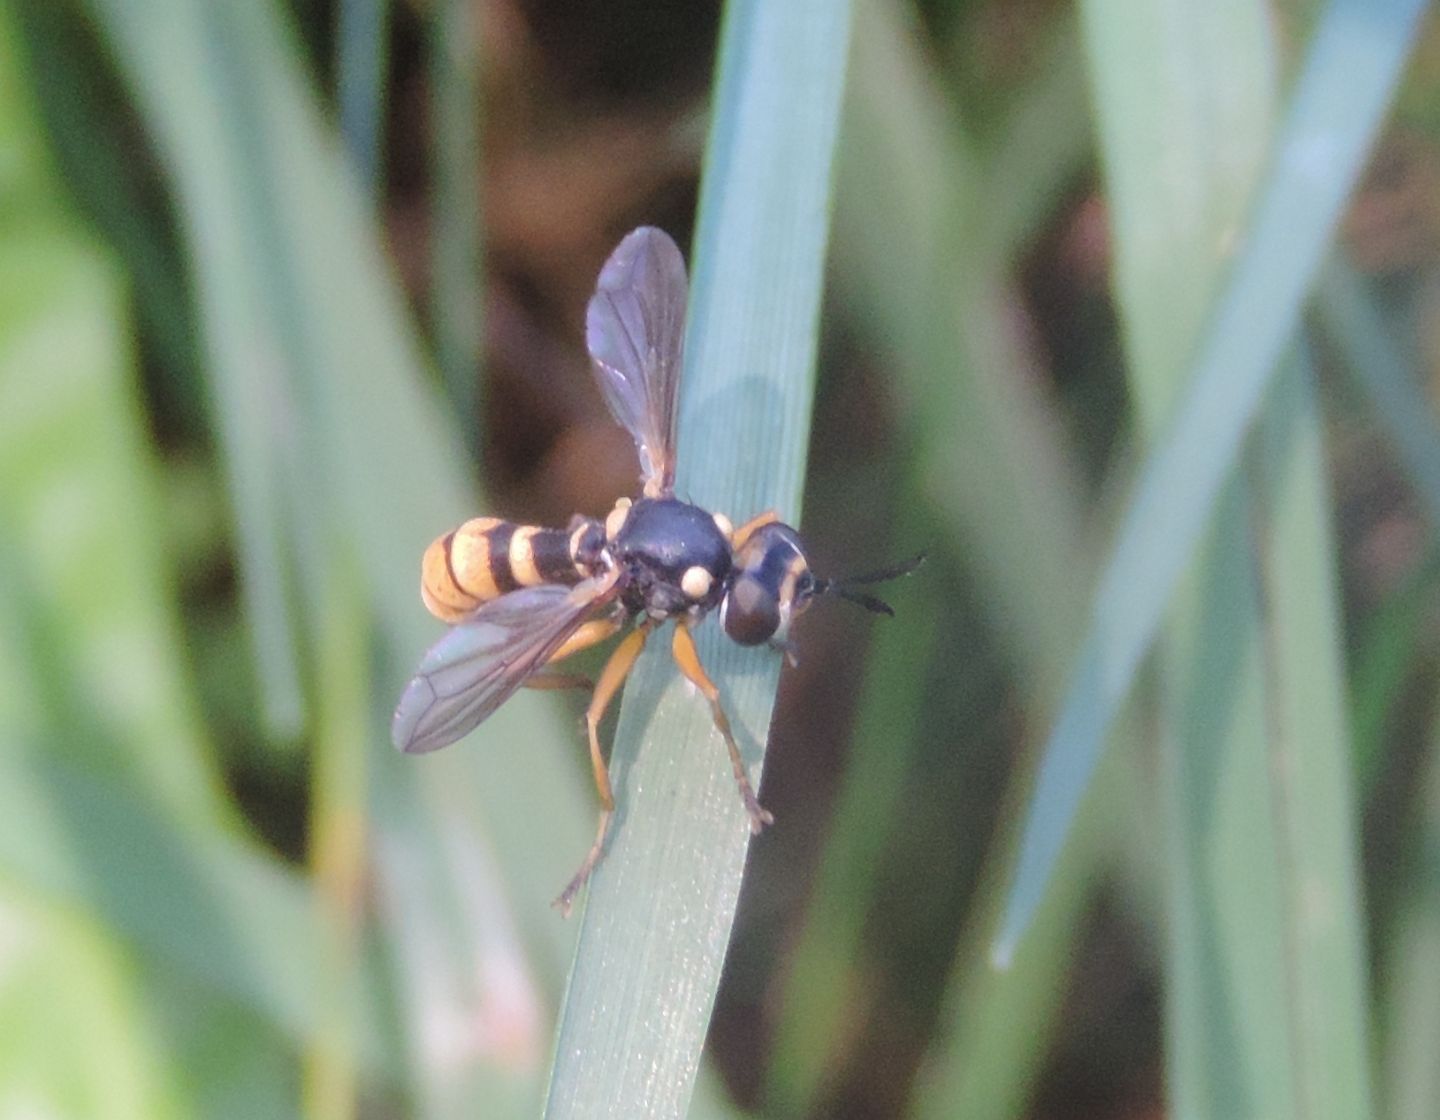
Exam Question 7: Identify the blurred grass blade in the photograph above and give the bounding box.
[1349,553,1440,790]
[72,0,311,739]
[1255,347,1374,1117]
[0,22,324,1107]
[1160,476,1294,1117]
[911,731,1147,1120]
[1077,1,1297,1114]
[765,497,940,1117]
[770,2,1099,1113]
[543,2,851,1116]
[0,750,392,1076]
[1086,0,1275,413]
[0,237,230,828]
[81,0,602,1109]
[994,0,1429,962]
[830,0,1089,692]
[0,887,187,1120]
[303,556,371,1120]
[337,0,388,200]
[972,9,1090,269]
[1317,258,1440,529]
[1381,703,1440,1120]
[429,0,483,448]
[8,2,200,410]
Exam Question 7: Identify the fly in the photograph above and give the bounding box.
[393,227,920,913]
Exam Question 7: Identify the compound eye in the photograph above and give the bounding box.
[721,576,780,646]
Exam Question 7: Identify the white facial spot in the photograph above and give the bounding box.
[681,565,714,601]
[712,512,734,538]
[604,500,631,540]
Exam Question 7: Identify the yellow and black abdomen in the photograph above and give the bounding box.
[421,517,602,623]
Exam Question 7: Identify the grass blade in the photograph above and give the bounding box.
[336,0,388,199]
[764,495,940,1117]
[1381,706,1440,1120]
[303,558,371,1120]
[769,4,1102,1114]
[8,1,200,411]
[1254,348,1375,1117]
[1317,259,1440,529]
[971,10,1091,269]
[81,0,603,1108]
[428,0,483,447]
[994,0,1430,962]
[1349,553,1440,790]
[0,22,392,1107]
[1075,1,1304,1114]
[544,2,852,1116]
[0,746,392,1073]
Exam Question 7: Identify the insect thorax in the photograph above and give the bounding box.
[609,497,733,619]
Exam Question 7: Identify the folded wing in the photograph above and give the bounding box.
[586,226,688,498]
[392,574,618,754]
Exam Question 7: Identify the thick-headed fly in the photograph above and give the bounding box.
[393,227,920,913]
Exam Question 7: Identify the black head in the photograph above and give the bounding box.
[721,523,811,646]
[721,522,923,647]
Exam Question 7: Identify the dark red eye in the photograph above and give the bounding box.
[721,576,780,645]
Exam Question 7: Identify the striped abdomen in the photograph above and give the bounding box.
[421,517,604,623]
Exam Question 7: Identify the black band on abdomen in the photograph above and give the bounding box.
[532,528,580,584]
[486,522,518,593]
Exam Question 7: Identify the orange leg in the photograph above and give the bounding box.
[730,509,779,549]
[523,673,591,692]
[523,618,622,693]
[548,618,622,665]
[671,621,773,833]
[554,623,651,915]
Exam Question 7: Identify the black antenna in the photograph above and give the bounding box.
[814,553,926,617]
[834,587,897,616]
[836,553,926,586]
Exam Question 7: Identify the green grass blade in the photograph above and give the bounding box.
[1317,259,1440,528]
[972,10,1091,269]
[1257,347,1374,1116]
[994,0,1429,962]
[830,0,1089,689]
[768,4,1101,1114]
[1349,553,1440,790]
[428,0,483,448]
[1077,1,1301,1114]
[0,241,230,828]
[65,0,310,739]
[336,0,388,199]
[543,3,852,1116]
[764,497,940,1117]
[81,0,603,1108]
[0,44,254,1045]
[303,558,371,1119]
[0,24,335,1106]
[8,1,200,411]
[1160,473,1298,1118]
[1381,706,1440,1120]
[1086,0,1276,413]
[0,886,190,1120]
[0,750,392,1072]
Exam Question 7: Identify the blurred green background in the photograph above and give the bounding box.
[2,0,1439,1118]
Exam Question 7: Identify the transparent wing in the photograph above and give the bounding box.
[586,226,688,497]
[392,575,617,754]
